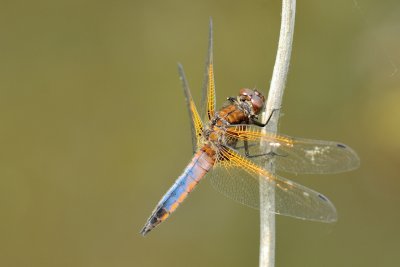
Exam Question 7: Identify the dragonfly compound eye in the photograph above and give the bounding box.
[239,88,255,102]
[254,90,265,102]
[251,95,265,114]
[239,88,253,97]
[239,88,265,114]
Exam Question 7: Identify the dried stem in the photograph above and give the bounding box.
[259,0,296,267]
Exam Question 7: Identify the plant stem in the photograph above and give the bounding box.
[259,1,296,267]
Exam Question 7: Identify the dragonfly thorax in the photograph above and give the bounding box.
[202,89,266,148]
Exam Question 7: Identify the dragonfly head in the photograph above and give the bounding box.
[239,88,265,115]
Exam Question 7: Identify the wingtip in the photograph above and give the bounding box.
[177,62,183,70]
[207,17,214,60]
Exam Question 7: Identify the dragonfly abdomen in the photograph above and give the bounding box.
[140,145,215,236]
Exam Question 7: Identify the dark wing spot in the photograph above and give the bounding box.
[337,143,347,149]
[318,194,328,202]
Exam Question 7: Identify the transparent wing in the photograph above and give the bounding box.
[200,18,216,122]
[225,124,360,174]
[178,63,204,153]
[209,145,337,222]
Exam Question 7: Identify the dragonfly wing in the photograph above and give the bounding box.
[210,161,261,209]
[226,125,360,174]
[178,64,204,153]
[200,18,216,122]
[209,145,337,222]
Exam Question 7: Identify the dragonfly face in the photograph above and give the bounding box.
[140,19,360,236]
[238,88,265,115]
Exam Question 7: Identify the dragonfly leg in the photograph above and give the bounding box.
[247,150,288,159]
[226,96,237,103]
[234,142,288,158]
[243,139,288,159]
[244,139,250,157]
[251,108,281,127]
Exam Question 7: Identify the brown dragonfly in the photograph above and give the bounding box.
[140,20,359,236]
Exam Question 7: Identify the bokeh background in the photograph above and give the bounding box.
[1,0,399,266]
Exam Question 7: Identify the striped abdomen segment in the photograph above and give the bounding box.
[140,145,215,236]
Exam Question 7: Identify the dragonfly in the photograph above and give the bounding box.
[140,20,359,236]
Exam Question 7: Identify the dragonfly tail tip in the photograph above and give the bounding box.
[140,225,152,236]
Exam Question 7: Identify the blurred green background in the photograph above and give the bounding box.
[1,0,399,266]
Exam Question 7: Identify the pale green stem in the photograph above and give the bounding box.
[259,1,296,267]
